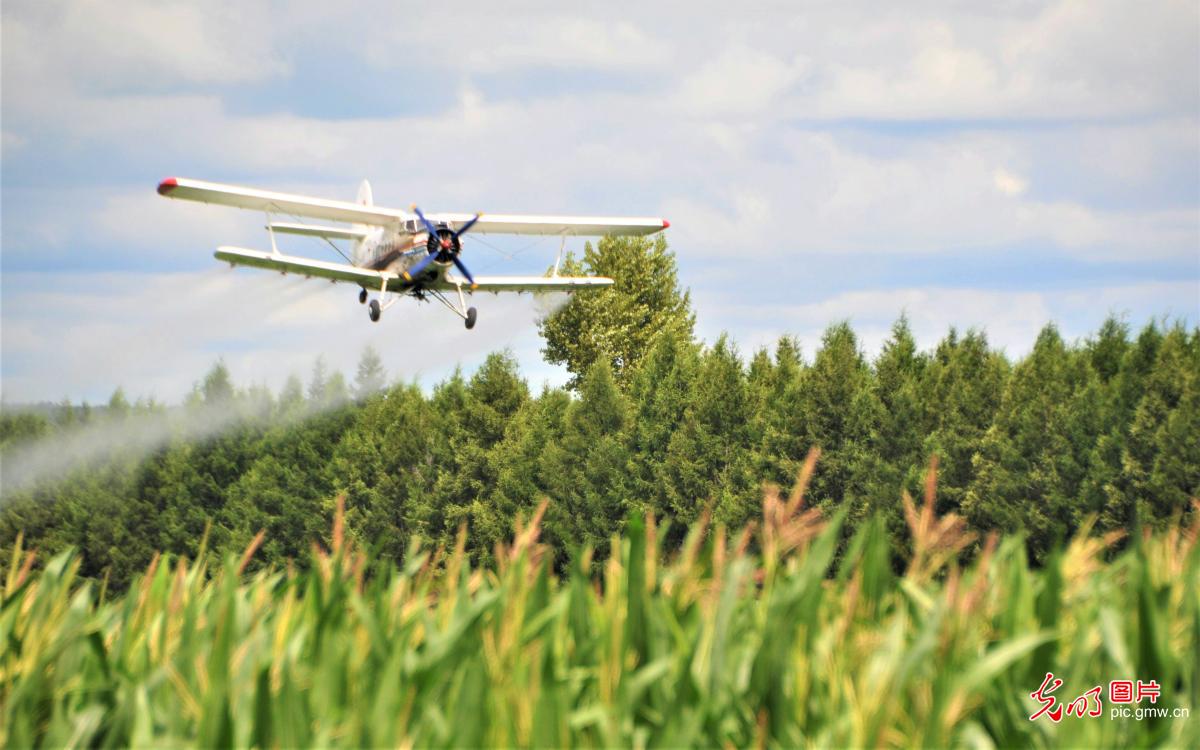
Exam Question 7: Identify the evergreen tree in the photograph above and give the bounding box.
[964,325,1092,558]
[865,316,928,550]
[625,332,702,516]
[421,352,529,555]
[917,329,1008,515]
[541,359,631,564]
[107,388,131,420]
[1117,323,1200,529]
[279,374,305,414]
[794,323,881,525]
[225,405,358,565]
[486,386,572,558]
[308,357,329,403]
[354,346,387,400]
[752,337,808,493]
[660,336,758,528]
[202,361,235,405]
[328,383,435,562]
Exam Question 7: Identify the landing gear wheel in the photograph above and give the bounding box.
[359,288,368,304]
[465,306,477,330]
[368,299,381,322]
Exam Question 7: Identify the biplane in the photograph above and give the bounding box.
[158,177,669,328]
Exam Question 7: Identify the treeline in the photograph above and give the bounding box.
[0,236,1196,589]
[2,317,1196,590]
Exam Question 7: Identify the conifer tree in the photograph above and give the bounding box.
[661,336,758,527]
[540,359,631,564]
[625,332,702,516]
[433,352,529,554]
[964,324,1092,558]
[328,383,435,561]
[795,323,881,524]
[870,316,927,500]
[354,346,387,400]
[1117,323,1200,529]
[201,361,235,405]
[107,387,131,420]
[750,337,807,492]
[307,356,329,402]
[917,329,1007,515]
[485,386,572,559]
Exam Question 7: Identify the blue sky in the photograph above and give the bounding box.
[2,0,1198,403]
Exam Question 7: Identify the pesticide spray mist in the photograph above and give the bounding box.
[1,284,577,498]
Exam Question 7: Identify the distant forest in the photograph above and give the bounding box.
[1,237,1197,590]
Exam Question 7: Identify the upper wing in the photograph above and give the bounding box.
[160,177,669,236]
[214,246,396,288]
[428,274,614,293]
[160,178,403,226]
[426,212,668,237]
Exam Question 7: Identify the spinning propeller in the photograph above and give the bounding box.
[403,204,481,289]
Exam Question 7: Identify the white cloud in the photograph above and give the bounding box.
[675,47,810,117]
[694,281,1200,361]
[2,0,1196,402]
[1,131,28,153]
[459,18,669,72]
[993,168,1028,196]
[2,0,288,102]
[0,269,566,403]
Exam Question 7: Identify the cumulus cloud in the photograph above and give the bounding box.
[2,0,288,101]
[0,269,565,403]
[2,0,1196,402]
[694,281,1200,361]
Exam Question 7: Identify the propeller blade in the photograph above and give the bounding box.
[452,256,478,289]
[454,213,481,237]
[409,204,440,237]
[401,252,437,283]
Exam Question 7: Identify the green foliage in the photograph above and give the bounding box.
[660,335,758,527]
[538,234,695,388]
[1,318,1197,592]
[3,493,1197,748]
[541,359,631,562]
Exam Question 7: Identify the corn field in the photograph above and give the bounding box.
[3,462,1198,748]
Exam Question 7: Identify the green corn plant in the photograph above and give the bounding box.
[2,467,1197,748]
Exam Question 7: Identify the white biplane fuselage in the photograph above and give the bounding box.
[158,176,668,329]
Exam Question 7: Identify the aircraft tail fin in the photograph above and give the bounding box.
[352,180,373,264]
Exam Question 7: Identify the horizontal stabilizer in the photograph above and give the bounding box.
[267,222,371,241]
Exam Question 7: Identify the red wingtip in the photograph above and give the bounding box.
[157,177,178,196]
[662,219,670,229]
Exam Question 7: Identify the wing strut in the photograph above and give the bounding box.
[267,212,279,256]
[552,232,568,277]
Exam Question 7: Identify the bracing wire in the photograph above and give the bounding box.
[264,201,356,266]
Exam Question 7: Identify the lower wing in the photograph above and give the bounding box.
[215,246,612,294]
[428,275,613,293]
[215,246,396,288]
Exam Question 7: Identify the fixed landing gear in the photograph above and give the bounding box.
[359,288,368,304]
[368,299,381,322]
[465,306,477,330]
